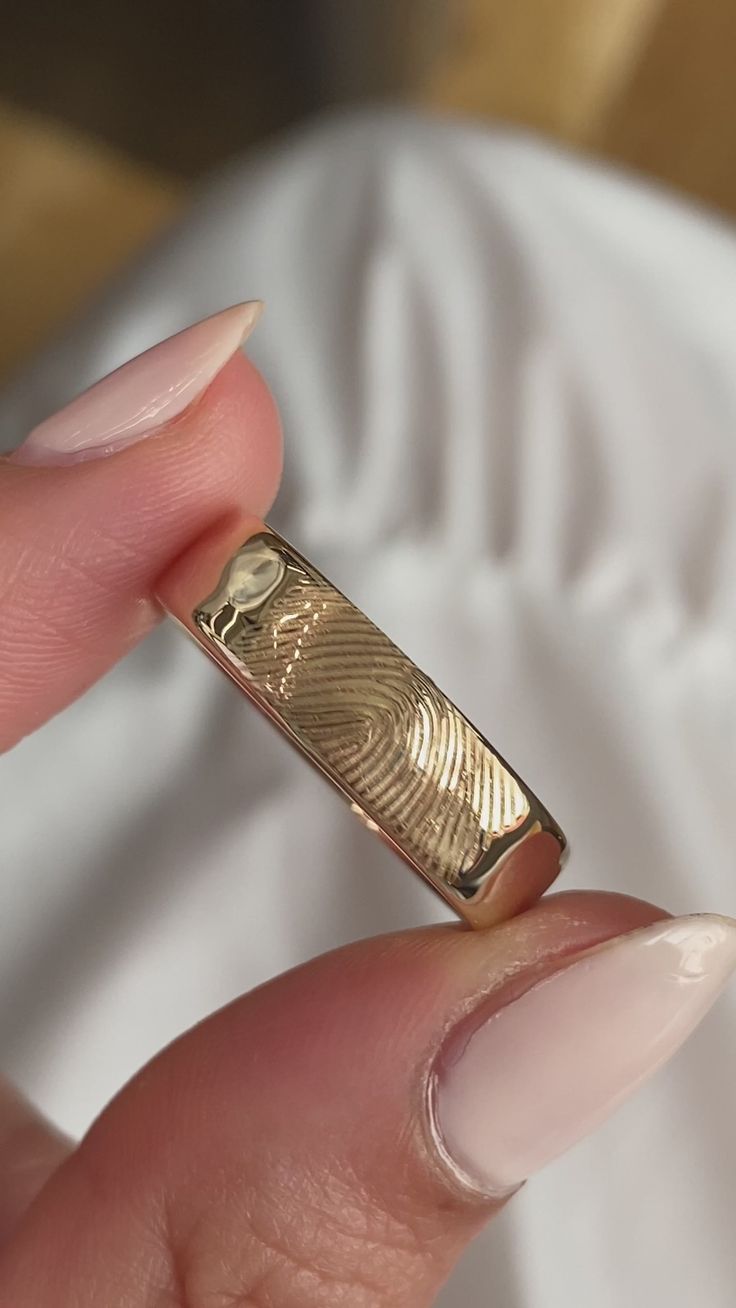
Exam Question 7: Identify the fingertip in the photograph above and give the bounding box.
[0,348,283,748]
[194,351,283,519]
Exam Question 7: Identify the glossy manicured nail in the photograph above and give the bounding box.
[429,914,736,1194]
[12,302,262,466]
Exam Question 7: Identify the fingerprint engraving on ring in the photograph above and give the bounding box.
[193,532,531,888]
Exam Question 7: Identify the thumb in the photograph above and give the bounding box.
[1,894,734,1306]
[0,302,281,750]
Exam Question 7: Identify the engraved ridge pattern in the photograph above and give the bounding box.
[197,536,530,886]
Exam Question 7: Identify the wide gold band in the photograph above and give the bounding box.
[160,526,567,927]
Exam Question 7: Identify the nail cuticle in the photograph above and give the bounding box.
[426,914,736,1196]
[425,1064,523,1203]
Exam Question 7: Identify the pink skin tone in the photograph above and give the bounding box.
[12,302,262,465]
[0,310,281,752]
[0,310,733,1306]
[431,914,736,1194]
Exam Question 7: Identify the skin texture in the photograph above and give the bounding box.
[0,351,706,1307]
[0,352,281,751]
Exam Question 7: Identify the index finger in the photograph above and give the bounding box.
[0,306,282,751]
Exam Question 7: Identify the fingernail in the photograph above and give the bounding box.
[11,302,262,466]
[429,914,736,1195]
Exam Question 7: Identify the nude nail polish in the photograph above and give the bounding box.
[11,302,262,466]
[429,914,736,1194]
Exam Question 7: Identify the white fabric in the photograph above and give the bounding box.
[1,112,735,1306]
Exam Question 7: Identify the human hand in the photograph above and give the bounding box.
[1,307,733,1306]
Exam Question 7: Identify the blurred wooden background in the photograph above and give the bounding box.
[2,0,735,382]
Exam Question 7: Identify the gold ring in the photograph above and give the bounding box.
[158,521,567,927]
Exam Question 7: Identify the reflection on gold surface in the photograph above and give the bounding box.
[193,532,558,900]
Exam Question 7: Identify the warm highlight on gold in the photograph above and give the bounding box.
[166,526,566,925]
[196,532,531,888]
